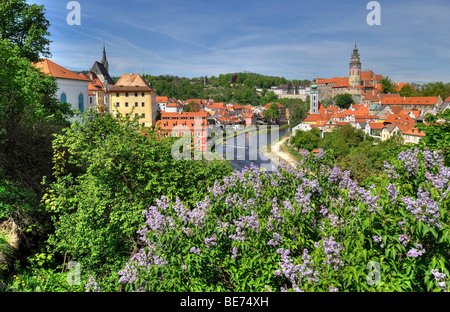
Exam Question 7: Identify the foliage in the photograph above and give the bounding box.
[0,177,36,221]
[116,147,450,292]
[144,73,310,106]
[0,0,51,62]
[334,93,354,109]
[42,111,232,271]
[380,76,397,94]
[264,103,280,124]
[416,109,450,166]
[291,128,321,152]
[0,40,71,192]
[183,101,201,112]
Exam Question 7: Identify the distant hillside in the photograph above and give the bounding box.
[143,72,311,106]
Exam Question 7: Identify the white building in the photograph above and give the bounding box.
[35,59,90,116]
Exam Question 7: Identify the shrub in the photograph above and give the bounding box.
[116,147,449,292]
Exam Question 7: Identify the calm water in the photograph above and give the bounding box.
[216,127,291,172]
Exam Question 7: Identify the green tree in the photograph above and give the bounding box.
[291,128,320,151]
[0,40,71,191]
[184,101,200,112]
[417,109,450,165]
[264,103,280,124]
[0,0,51,62]
[399,84,415,97]
[42,111,232,271]
[380,76,397,94]
[334,93,354,109]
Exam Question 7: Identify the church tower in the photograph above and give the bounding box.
[310,78,319,114]
[101,42,109,73]
[348,42,361,87]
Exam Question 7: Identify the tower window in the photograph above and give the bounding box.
[125,102,129,107]
[116,93,120,97]
[142,93,145,97]
[142,102,145,107]
[126,93,129,97]
[135,93,138,97]
[135,102,138,107]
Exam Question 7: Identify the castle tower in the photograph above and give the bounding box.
[310,78,319,114]
[101,42,109,73]
[348,42,361,87]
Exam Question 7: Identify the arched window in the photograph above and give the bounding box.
[60,93,67,103]
[78,94,84,112]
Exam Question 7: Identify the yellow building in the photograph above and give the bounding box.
[109,74,157,126]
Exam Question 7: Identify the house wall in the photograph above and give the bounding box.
[110,91,157,126]
[56,78,90,115]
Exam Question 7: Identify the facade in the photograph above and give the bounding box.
[34,59,90,116]
[109,74,157,126]
[381,96,443,111]
[156,111,209,152]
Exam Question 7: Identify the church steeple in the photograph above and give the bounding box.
[101,42,109,73]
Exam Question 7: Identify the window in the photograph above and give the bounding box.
[90,97,93,104]
[135,113,139,118]
[142,102,145,107]
[125,102,129,107]
[135,93,138,97]
[142,93,145,97]
[141,114,145,118]
[78,94,84,113]
[116,93,119,97]
[60,93,67,103]
[116,102,120,107]
[126,93,129,97]
[135,102,138,107]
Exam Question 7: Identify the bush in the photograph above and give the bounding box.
[42,111,232,272]
[116,147,449,292]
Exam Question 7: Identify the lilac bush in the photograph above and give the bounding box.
[116,147,449,292]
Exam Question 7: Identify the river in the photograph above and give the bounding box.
[216,127,291,172]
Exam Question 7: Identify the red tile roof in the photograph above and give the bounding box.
[34,59,90,81]
[382,96,440,106]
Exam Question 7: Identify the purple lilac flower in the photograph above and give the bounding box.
[403,187,441,228]
[383,161,399,179]
[321,236,344,270]
[431,269,448,291]
[182,265,188,271]
[386,183,399,204]
[373,235,384,248]
[85,275,101,292]
[406,243,425,258]
[399,235,410,247]
[187,196,210,228]
[231,246,238,259]
[205,234,218,248]
[329,286,339,292]
[275,248,319,290]
[268,232,283,246]
[190,246,201,255]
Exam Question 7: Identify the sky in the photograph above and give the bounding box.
[28,0,450,83]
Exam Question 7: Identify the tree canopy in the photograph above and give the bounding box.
[0,0,51,62]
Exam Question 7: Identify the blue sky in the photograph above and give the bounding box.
[28,0,450,83]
